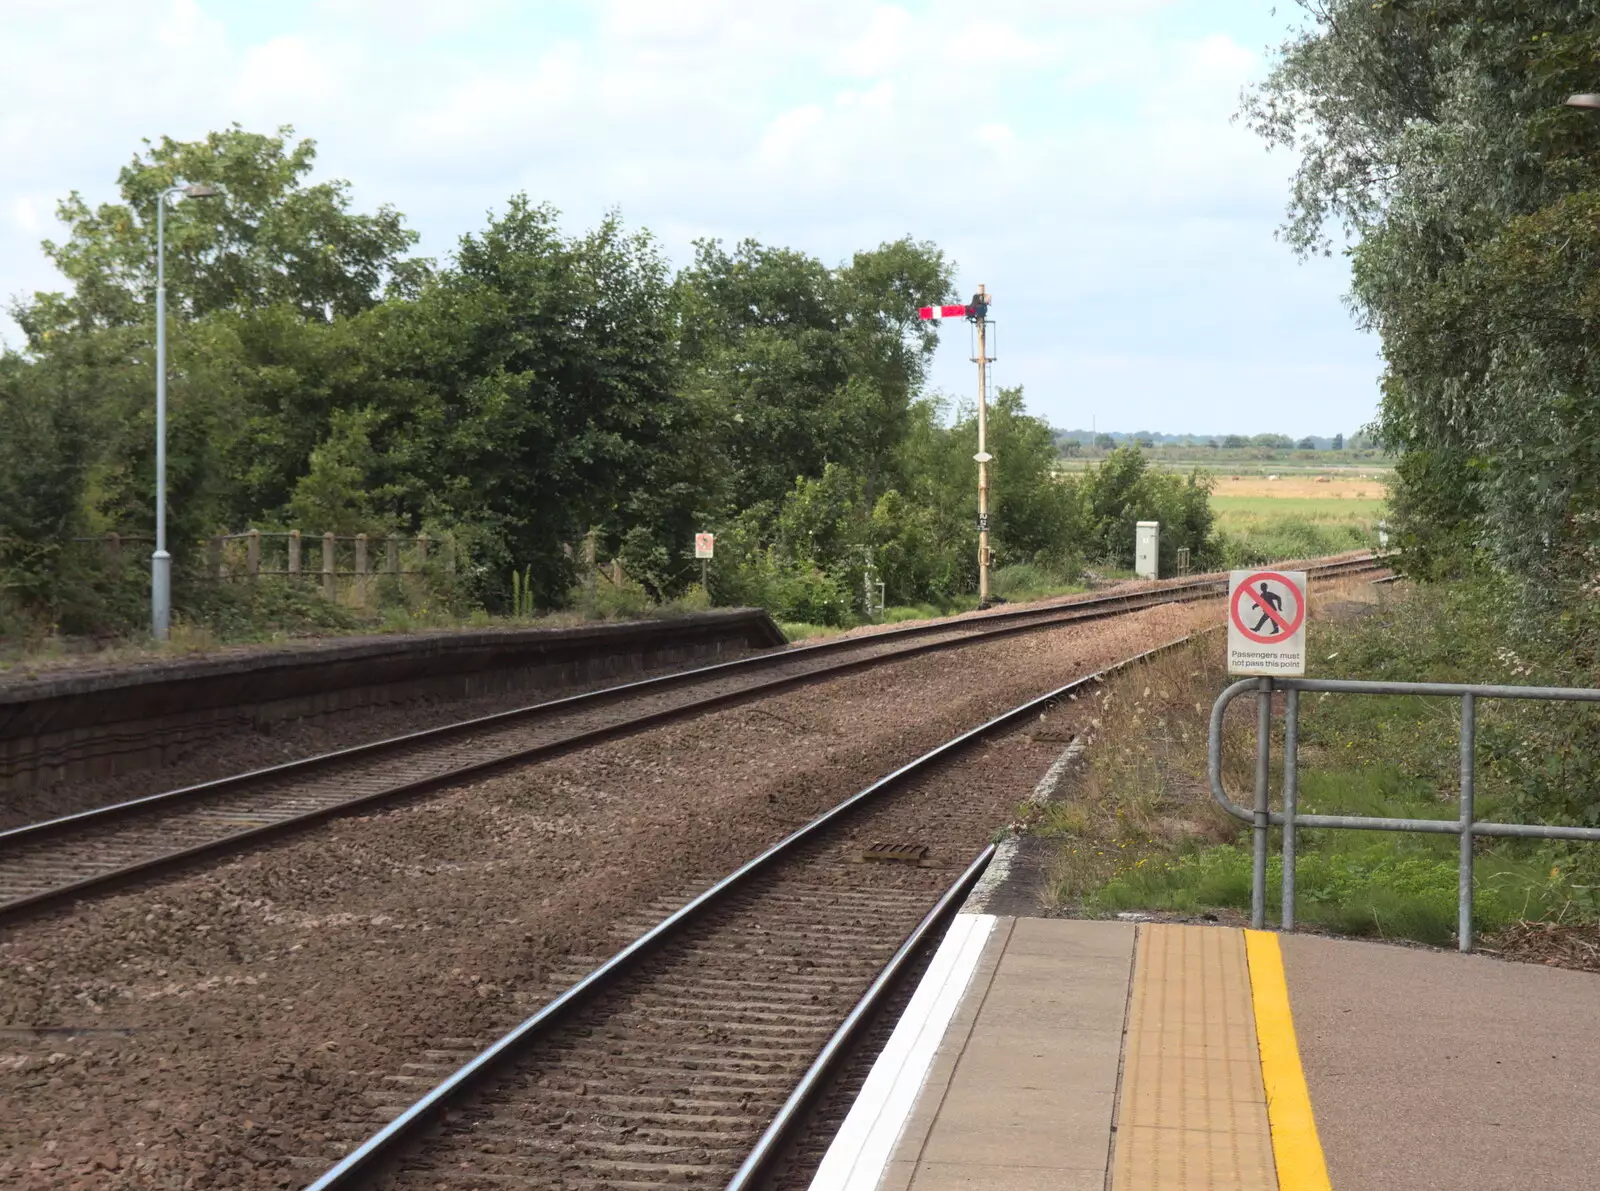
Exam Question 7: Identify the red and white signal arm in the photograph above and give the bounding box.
[1227,570,1307,676]
[918,304,972,321]
[694,533,715,560]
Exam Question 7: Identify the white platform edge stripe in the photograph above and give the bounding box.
[807,912,998,1191]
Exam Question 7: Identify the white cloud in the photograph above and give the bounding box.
[11,197,41,235]
[0,0,1378,432]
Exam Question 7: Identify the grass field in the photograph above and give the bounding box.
[1209,474,1386,560]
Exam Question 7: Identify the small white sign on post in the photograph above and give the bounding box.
[1227,569,1307,676]
[694,533,715,560]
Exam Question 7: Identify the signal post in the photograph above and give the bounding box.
[919,286,995,604]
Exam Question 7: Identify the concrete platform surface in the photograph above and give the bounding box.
[812,917,1600,1191]
[1284,933,1600,1191]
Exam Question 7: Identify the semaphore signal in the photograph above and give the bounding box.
[919,286,996,604]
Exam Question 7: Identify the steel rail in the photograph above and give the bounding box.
[724,846,995,1191]
[0,555,1382,925]
[4,553,1378,851]
[303,635,1196,1189]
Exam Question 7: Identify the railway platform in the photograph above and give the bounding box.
[811,916,1600,1191]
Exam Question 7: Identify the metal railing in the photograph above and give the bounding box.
[1209,676,1600,952]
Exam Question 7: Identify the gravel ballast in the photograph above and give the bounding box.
[0,604,1215,1188]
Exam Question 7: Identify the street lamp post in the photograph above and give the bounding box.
[151,182,218,639]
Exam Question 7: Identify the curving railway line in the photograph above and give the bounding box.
[0,556,1384,925]
[298,641,1147,1190]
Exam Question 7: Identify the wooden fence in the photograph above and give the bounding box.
[204,530,457,605]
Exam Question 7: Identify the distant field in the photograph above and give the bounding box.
[1210,474,1386,558]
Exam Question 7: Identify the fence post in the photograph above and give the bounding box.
[1252,677,1273,931]
[585,529,597,602]
[322,532,336,600]
[105,532,121,563]
[288,530,301,577]
[443,532,455,575]
[208,535,224,579]
[386,533,400,576]
[246,529,261,580]
[1281,688,1299,932]
[416,532,429,564]
[1459,692,1477,953]
[355,533,369,606]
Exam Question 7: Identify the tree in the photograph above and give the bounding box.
[1093,432,1116,451]
[1222,434,1250,449]
[1070,446,1214,571]
[373,198,679,606]
[672,235,948,519]
[1332,432,1344,450]
[1243,2,1600,581]
[1297,435,1318,450]
[18,125,427,336]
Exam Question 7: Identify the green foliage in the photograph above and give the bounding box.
[510,567,535,618]
[23,124,425,334]
[1069,447,1215,571]
[0,125,1230,645]
[1244,2,1600,585]
[1215,516,1373,567]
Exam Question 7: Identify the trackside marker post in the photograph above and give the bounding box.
[1227,570,1307,676]
[695,533,714,591]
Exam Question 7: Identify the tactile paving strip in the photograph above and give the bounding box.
[1110,924,1277,1190]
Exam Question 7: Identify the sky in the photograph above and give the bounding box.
[0,0,1378,438]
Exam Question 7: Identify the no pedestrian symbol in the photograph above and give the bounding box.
[1227,569,1307,676]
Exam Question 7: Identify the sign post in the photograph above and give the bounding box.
[1227,570,1307,676]
[695,533,715,592]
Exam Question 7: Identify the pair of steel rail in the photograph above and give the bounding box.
[0,557,1379,924]
[304,636,1195,1190]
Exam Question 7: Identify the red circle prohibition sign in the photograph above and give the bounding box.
[1230,571,1305,645]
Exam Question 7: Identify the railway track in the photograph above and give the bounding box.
[0,555,1384,924]
[297,637,1158,1191]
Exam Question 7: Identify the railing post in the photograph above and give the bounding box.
[1459,692,1476,953]
[386,533,400,576]
[1281,686,1300,932]
[1253,676,1273,930]
[322,532,336,600]
[355,533,369,606]
[288,529,302,578]
[246,528,261,580]
[208,535,223,579]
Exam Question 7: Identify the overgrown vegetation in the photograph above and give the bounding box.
[1245,2,1600,591]
[1044,578,1600,952]
[0,125,1223,651]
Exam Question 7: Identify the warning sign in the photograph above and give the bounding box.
[1227,570,1307,675]
[694,533,715,559]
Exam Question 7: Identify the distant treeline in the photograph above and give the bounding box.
[1053,430,1377,452]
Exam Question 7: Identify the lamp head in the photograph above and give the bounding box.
[1566,94,1600,111]
[182,183,220,199]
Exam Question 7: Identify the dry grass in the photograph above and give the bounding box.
[1036,635,1248,910]
[1214,475,1387,501]
[1037,576,1389,913]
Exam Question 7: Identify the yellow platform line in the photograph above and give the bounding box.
[1245,930,1333,1191]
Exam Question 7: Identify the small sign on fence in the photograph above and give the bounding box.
[694,533,715,560]
[1227,569,1307,676]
